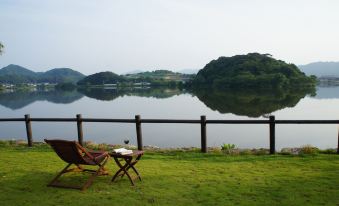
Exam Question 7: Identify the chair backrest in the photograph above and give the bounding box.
[44,139,88,164]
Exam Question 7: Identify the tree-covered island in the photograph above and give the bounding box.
[192,53,316,89]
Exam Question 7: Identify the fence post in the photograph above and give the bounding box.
[24,114,33,147]
[201,115,207,153]
[269,115,276,154]
[337,126,339,154]
[76,114,84,146]
[135,115,143,150]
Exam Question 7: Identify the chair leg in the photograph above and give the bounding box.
[80,156,109,191]
[48,163,72,187]
[76,164,84,170]
[47,156,110,191]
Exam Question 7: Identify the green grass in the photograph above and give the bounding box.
[0,145,339,206]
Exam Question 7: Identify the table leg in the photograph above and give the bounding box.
[122,156,142,181]
[111,157,135,185]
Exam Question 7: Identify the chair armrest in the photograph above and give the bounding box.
[89,151,109,163]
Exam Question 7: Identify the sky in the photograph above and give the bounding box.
[0,0,338,75]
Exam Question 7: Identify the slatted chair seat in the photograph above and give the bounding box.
[44,139,110,191]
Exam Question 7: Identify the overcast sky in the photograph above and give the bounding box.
[0,0,338,75]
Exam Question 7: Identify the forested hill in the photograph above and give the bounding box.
[77,70,193,86]
[0,64,85,84]
[0,64,36,76]
[39,68,85,83]
[192,53,316,88]
[77,71,125,85]
[0,64,193,85]
[124,70,193,82]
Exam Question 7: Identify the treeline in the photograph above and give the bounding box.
[76,70,190,87]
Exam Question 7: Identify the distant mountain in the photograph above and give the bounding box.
[0,64,36,77]
[126,70,179,78]
[298,62,339,77]
[38,68,85,83]
[77,71,125,85]
[124,69,198,75]
[0,64,37,83]
[77,69,194,87]
[0,64,85,84]
[124,69,193,81]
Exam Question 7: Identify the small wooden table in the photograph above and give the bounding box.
[109,150,144,186]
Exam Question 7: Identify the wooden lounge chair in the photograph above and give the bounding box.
[44,139,110,191]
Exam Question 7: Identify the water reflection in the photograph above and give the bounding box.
[192,88,316,117]
[0,87,183,110]
[77,88,122,101]
[0,89,84,110]
[77,87,182,101]
[123,87,183,98]
[314,86,339,99]
[0,86,338,149]
[0,86,320,117]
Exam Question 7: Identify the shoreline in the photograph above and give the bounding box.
[1,139,336,155]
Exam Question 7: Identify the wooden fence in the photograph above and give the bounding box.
[0,114,338,154]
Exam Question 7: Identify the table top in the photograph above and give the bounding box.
[109,150,144,157]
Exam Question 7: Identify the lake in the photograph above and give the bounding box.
[0,86,338,150]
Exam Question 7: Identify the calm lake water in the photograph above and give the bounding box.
[0,86,338,149]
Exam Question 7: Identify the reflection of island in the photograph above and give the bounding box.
[124,87,182,98]
[192,88,316,117]
[0,86,320,116]
[0,89,84,110]
[77,87,182,101]
[77,88,123,101]
[0,87,183,110]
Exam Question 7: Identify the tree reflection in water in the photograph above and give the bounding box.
[191,87,316,117]
[77,87,183,101]
[0,86,316,117]
[0,89,84,110]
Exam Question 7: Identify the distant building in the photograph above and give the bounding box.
[133,82,151,86]
[104,83,117,86]
[1,84,14,88]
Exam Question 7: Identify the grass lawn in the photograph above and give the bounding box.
[0,145,339,206]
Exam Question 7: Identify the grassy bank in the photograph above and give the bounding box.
[0,144,338,206]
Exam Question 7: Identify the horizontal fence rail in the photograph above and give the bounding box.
[0,114,338,154]
[3,118,339,124]
[0,118,25,121]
